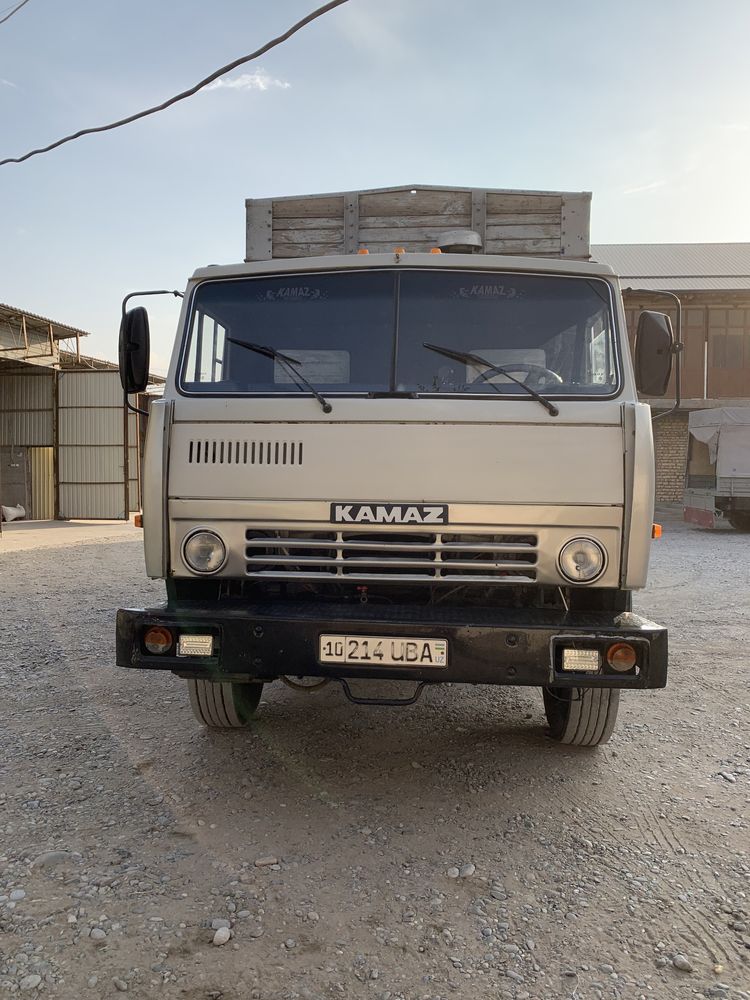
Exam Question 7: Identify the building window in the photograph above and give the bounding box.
[709,308,750,369]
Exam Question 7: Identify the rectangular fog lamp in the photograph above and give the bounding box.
[562,648,600,672]
[177,634,214,657]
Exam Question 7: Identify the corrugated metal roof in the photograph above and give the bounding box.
[591,243,750,291]
[0,303,91,339]
[609,276,750,291]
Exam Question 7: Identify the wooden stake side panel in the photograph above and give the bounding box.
[245,187,591,261]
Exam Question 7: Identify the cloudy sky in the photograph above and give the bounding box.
[1,0,749,368]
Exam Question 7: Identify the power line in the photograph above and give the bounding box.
[0,0,32,26]
[0,0,350,167]
[0,0,25,17]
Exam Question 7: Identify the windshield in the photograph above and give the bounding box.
[180,269,619,397]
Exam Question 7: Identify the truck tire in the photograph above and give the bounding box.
[188,679,264,729]
[542,687,620,746]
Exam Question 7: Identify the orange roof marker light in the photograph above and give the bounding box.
[357,248,369,255]
[652,523,662,539]
[430,248,442,254]
[394,247,406,254]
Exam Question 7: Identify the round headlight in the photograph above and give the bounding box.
[558,537,606,583]
[183,530,226,574]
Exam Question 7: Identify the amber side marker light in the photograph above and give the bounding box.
[143,626,174,655]
[134,513,143,528]
[394,247,406,254]
[652,523,662,539]
[357,248,369,255]
[430,247,442,254]
[607,642,637,672]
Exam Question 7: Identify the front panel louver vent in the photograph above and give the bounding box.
[188,440,303,466]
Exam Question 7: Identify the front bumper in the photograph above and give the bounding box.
[116,600,667,689]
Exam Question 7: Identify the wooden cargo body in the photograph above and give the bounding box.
[245,184,591,262]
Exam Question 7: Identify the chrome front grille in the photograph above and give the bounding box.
[244,528,538,583]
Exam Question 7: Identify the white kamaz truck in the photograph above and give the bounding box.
[116,185,673,746]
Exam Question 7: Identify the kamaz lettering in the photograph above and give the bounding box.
[331,503,448,525]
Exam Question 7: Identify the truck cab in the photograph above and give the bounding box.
[116,186,672,746]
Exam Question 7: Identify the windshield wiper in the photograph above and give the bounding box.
[422,342,559,416]
[226,338,332,414]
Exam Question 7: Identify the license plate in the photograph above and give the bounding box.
[319,634,448,667]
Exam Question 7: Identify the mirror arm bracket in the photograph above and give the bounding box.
[125,393,149,417]
[120,289,183,322]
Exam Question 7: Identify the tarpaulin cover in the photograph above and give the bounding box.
[689,408,750,474]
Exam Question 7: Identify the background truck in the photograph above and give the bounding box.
[684,406,750,530]
[116,184,674,746]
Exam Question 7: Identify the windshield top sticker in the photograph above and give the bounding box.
[331,503,448,525]
[257,286,327,302]
[454,284,521,299]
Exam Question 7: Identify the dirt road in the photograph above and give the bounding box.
[1,514,749,999]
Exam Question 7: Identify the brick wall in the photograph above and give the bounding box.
[652,411,689,502]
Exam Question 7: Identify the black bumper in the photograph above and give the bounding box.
[116,600,667,689]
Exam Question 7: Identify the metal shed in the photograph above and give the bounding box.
[0,303,157,521]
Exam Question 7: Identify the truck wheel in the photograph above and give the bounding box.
[542,687,620,746]
[728,514,750,531]
[188,679,264,729]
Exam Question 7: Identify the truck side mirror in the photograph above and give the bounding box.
[119,307,151,394]
[634,310,674,396]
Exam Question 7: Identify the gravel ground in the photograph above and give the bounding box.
[1,512,749,999]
